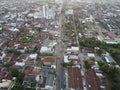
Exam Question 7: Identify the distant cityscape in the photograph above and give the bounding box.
[0,0,120,90]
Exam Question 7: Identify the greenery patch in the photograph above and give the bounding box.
[19,36,34,43]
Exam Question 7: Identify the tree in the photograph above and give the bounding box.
[97,49,104,55]
[98,61,105,67]
[38,27,42,32]
[19,28,25,32]
[17,73,25,83]
[84,60,91,69]
[33,46,38,53]
[9,69,19,77]
[90,58,95,61]
[100,64,109,73]
[12,82,24,90]
[9,70,25,83]
[31,80,37,88]
[69,60,74,66]
[62,62,68,68]
[6,49,21,55]
[4,61,14,67]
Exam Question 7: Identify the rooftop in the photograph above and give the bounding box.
[68,67,83,89]
[0,79,12,88]
[86,69,100,90]
[32,70,41,75]
[108,32,117,39]
[43,56,56,62]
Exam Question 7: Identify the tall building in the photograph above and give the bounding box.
[43,5,46,18]
[43,4,49,18]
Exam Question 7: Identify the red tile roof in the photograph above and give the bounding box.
[108,32,117,39]
[36,44,41,51]
[23,67,31,75]
[31,70,41,75]
[88,60,95,66]
[20,54,28,60]
[86,69,100,90]
[68,67,83,89]
[26,59,34,66]
[6,53,13,58]
[8,66,18,71]
[43,56,56,62]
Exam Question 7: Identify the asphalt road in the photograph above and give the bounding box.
[55,12,65,90]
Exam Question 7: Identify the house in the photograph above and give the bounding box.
[45,75,55,90]
[65,46,79,55]
[22,74,37,88]
[0,79,12,89]
[43,56,56,69]
[39,56,56,90]
[25,59,34,67]
[64,55,79,64]
[65,9,73,15]
[68,55,79,60]
[40,66,56,90]
[102,53,116,64]
[64,55,69,63]
[32,70,41,75]
[3,53,14,63]
[29,54,38,60]
[0,41,7,50]
[15,45,27,53]
[40,30,49,41]
[68,66,83,90]
[40,40,57,55]
[9,28,19,32]
[40,46,53,54]
[15,54,28,67]
[87,53,95,58]
[0,52,6,61]
[64,46,80,64]
[23,66,32,75]
[103,39,118,44]
[107,32,117,39]
[0,67,8,80]
[86,69,100,90]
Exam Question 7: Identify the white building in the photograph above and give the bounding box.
[15,62,25,67]
[40,46,53,54]
[43,4,49,19]
[29,54,38,59]
[87,53,95,58]
[0,52,6,60]
[0,79,12,89]
[15,54,28,67]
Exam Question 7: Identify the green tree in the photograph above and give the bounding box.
[12,82,24,90]
[9,70,25,83]
[17,73,25,83]
[98,61,105,67]
[62,62,68,68]
[69,60,74,66]
[9,69,19,77]
[84,60,91,69]
[6,49,21,55]
[33,46,38,53]
[97,49,104,55]
[31,80,37,88]
[38,27,42,32]
[4,61,14,67]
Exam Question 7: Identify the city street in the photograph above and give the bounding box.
[55,12,65,90]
